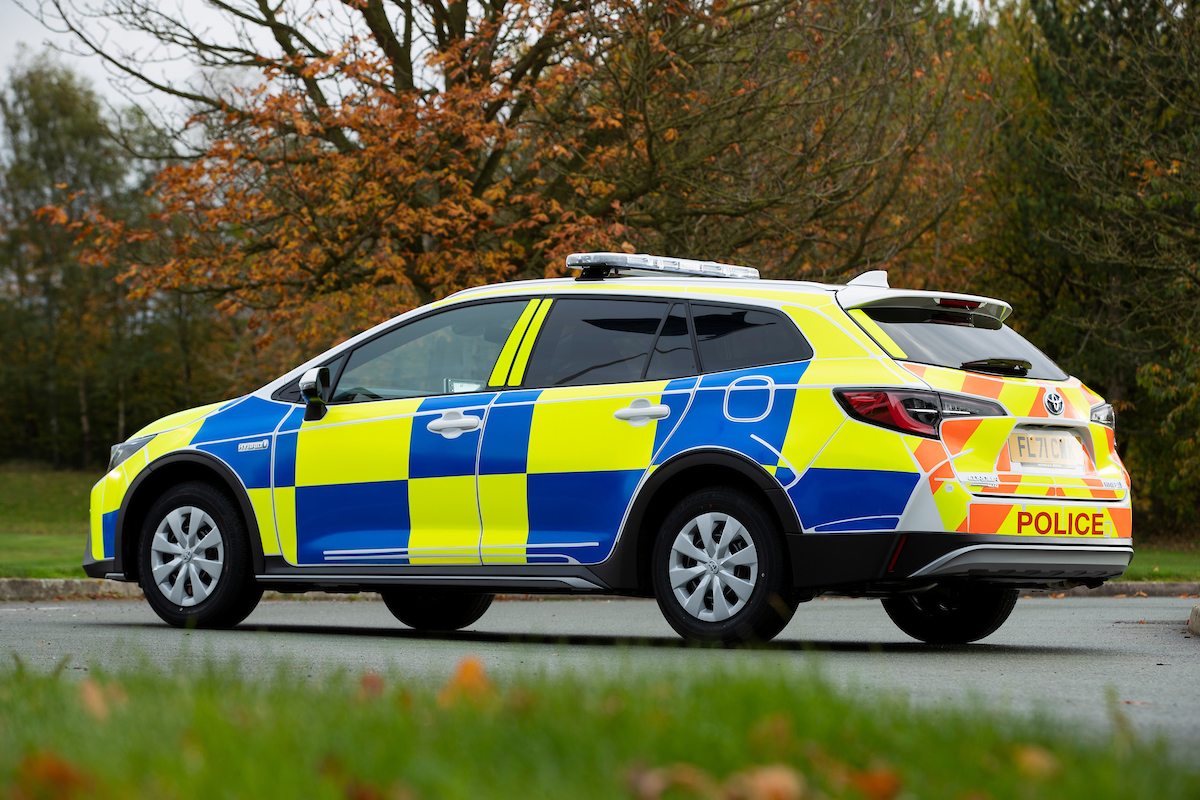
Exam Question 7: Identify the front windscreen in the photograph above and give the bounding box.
[862,307,1068,381]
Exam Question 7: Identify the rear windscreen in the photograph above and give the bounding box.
[861,307,1068,381]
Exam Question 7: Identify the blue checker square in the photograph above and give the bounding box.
[295,480,410,563]
[788,468,918,531]
[526,470,643,564]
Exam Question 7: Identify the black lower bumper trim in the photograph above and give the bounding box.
[787,532,1133,592]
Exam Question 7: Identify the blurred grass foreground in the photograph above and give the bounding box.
[1,658,1197,799]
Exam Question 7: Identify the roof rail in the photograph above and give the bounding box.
[565,252,760,281]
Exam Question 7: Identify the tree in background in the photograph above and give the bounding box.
[43,0,999,369]
[971,0,1200,528]
[0,53,246,469]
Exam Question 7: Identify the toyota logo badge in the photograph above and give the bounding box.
[1044,391,1064,416]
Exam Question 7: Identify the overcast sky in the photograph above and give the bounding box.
[0,0,232,120]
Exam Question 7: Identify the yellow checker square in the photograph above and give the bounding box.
[798,358,905,386]
[479,473,529,564]
[779,389,846,473]
[90,481,106,560]
[783,306,870,358]
[526,383,665,474]
[246,487,280,556]
[296,413,414,487]
[273,487,297,563]
[100,468,129,515]
[811,419,917,474]
[407,475,480,564]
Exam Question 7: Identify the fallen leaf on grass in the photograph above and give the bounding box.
[1012,745,1060,780]
[358,670,384,700]
[10,750,92,799]
[724,765,809,800]
[78,678,126,722]
[437,656,493,706]
[627,763,717,799]
[848,767,902,800]
[627,763,811,800]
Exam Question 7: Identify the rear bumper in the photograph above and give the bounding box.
[787,532,1133,593]
[908,542,1132,582]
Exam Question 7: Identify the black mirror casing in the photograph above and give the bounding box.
[299,367,330,421]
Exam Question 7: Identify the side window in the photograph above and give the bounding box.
[645,303,697,380]
[692,303,813,373]
[331,300,527,403]
[522,298,669,387]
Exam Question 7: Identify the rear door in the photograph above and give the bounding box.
[477,297,696,564]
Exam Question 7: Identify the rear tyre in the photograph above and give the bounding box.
[139,481,263,629]
[882,585,1018,644]
[652,487,798,646]
[381,590,494,631]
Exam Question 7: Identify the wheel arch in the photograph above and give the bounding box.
[113,451,266,582]
[593,449,802,594]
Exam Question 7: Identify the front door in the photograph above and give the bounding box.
[477,298,697,564]
[284,299,531,566]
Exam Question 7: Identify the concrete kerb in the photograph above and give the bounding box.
[1,577,1198,603]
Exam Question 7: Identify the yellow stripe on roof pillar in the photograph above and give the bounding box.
[508,299,553,386]
[488,298,541,387]
[848,308,908,358]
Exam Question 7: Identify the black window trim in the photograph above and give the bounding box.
[271,295,544,406]
[687,299,813,375]
[514,294,813,390]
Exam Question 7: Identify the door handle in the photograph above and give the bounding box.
[426,410,481,439]
[613,398,670,427]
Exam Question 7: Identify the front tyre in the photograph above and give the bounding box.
[139,481,262,629]
[380,590,494,631]
[882,585,1018,644]
[652,488,797,645]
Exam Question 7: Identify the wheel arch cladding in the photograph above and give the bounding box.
[599,450,801,593]
[115,453,265,582]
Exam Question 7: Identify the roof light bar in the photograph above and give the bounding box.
[565,252,760,280]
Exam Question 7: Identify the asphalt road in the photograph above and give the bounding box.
[3,595,1197,755]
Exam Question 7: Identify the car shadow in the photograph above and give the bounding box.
[91,620,1104,656]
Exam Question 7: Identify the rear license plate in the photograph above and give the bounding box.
[1008,431,1085,468]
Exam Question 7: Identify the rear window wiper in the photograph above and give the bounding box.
[961,358,1031,377]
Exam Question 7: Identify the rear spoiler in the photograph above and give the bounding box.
[836,280,1012,325]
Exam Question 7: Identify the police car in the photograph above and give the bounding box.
[86,253,1133,644]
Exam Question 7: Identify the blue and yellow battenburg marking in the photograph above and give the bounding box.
[90,282,1133,569]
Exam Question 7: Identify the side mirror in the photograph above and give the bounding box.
[299,367,330,421]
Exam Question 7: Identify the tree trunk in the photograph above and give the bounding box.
[77,360,90,470]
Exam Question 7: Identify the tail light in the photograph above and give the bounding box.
[834,389,1006,439]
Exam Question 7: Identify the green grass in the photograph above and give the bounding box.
[0,464,97,578]
[1121,547,1200,582]
[0,661,1196,800]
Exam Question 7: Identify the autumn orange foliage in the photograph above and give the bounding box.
[61,1,1000,377]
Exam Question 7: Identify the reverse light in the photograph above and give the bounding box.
[834,389,1008,439]
[1090,403,1116,430]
